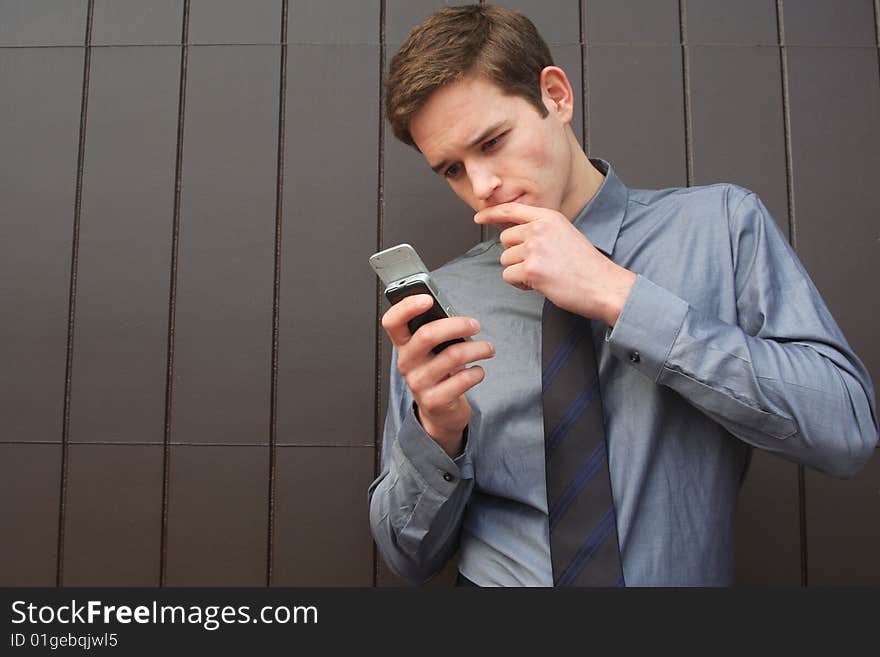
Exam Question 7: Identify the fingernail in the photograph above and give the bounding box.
[488,343,495,355]
[469,319,480,331]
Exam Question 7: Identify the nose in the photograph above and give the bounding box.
[468,160,501,202]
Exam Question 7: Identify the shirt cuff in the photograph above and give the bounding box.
[606,274,689,382]
[395,402,472,497]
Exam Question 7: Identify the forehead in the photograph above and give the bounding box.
[409,75,525,158]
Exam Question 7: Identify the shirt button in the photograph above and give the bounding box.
[629,351,641,364]
[442,472,454,482]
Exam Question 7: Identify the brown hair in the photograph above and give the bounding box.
[385,4,554,147]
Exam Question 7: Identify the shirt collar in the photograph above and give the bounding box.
[571,158,627,258]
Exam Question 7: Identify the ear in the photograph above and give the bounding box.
[539,66,574,123]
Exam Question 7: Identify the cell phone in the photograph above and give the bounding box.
[369,243,468,354]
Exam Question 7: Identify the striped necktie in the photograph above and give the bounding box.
[541,299,624,587]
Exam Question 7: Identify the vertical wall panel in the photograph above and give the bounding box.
[782,0,875,45]
[0,48,83,444]
[587,46,687,189]
[805,452,880,585]
[188,0,281,44]
[273,447,374,585]
[166,446,268,585]
[283,0,381,587]
[0,0,87,46]
[173,45,279,446]
[585,2,684,188]
[0,444,61,585]
[70,47,179,445]
[734,452,801,585]
[585,0,680,44]
[91,0,182,45]
[62,445,163,585]
[288,0,379,43]
[688,46,789,233]
[278,45,378,447]
[685,0,777,44]
[787,45,880,584]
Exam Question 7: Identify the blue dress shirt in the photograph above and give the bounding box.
[368,160,878,586]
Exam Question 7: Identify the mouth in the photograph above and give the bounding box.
[493,193,525,207]
[480,193,528,214]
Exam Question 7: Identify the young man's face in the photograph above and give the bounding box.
[409,71,576,216]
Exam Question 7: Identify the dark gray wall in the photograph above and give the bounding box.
[1,0,877,587]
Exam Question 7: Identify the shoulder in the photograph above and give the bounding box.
[623,182,770,239]
[628,182,753,218]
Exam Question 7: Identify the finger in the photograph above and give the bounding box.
[406,340,493,394]
[474,202,543,226]
[499,222,534,248]
[501,262,533,291]
[409,316,482,357]
[381,294,435,346]
[417,366,486,415]
[499,243,527,267]
[417,340,495,391]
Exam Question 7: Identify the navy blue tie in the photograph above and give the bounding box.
[542,299,624,587]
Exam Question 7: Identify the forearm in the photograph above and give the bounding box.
[368,400,474,583]
[608,275,878,477]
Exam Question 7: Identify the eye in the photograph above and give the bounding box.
[482,132,507,151]
[444,162,463,179]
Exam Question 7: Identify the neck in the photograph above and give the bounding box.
[559,129,604,221]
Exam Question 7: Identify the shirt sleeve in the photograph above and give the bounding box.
[606,190,878,477]
[367,347,474,583]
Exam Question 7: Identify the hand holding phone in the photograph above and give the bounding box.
[369,243,465,353]
[369,244,495,456]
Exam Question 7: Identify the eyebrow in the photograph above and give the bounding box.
[430,122,506,174]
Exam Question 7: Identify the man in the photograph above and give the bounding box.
[368,5,878,586]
